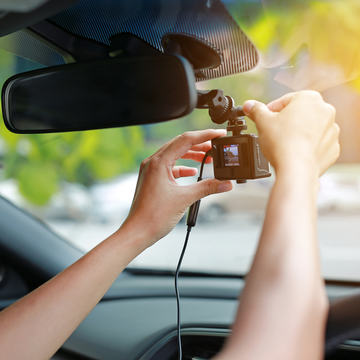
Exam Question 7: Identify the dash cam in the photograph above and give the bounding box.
[196,89,271,183]
[211,133,270,182]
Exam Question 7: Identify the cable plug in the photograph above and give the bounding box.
[186,200,201,227]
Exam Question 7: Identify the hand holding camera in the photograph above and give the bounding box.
[243,91,340,177]
[123,129,233,248]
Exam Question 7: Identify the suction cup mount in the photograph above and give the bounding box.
[161,33,222,78]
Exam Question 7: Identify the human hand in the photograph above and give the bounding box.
[243,91,340,176]
[121,130,233,249]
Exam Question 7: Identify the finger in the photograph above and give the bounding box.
[243,100,274,127]
[189,141,212,152]
[266,92,296,112]
[147,137,215,165]
[317,124,340,164]
[316,123,340,175]
[267,90,323,112]
[172,166,198,179]
[163,129,227,163]
[319,141,340,176]
[181,150,213,163]
[185,178,233,201]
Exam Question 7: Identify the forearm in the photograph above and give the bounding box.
[249,162,322,300]
[0,222,145,360]
[220,163,328,360]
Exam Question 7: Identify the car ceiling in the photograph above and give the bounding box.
[0,0,259,81]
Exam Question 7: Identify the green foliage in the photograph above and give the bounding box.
[18,162,58,205]
[0,113,145,204]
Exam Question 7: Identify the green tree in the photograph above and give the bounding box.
[0,115,145,205]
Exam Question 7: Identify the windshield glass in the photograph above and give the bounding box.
[1,0,360,282]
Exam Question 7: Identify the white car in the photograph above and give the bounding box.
[0,179,92,221]
[89,173,138,223]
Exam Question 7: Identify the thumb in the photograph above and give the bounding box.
[243,100,272,126]
[187,179,233,202]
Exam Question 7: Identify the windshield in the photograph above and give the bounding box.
[1,0,360,282]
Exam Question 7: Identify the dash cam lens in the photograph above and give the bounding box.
[223,144,239,166]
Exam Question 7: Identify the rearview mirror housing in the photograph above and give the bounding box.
[2,53,197,133]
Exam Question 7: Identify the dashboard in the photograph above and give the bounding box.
[57,276,360,360]
[3,267,360,359]
[1,195,360,360]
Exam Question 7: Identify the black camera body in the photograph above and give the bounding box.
[211,134,271,182]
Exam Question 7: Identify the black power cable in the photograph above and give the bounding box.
[174,226,191,360]
[175,152,210,360]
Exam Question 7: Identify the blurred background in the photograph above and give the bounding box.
[1,0,360,281]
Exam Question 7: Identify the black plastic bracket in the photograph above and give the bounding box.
[109,33,160,57]
[162,33,222,79]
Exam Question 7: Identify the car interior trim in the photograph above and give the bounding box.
[138,327,231,360]
[339,340,360,352]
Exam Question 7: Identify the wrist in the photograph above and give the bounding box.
[273,159,320,197]
[106,219,150,263]
[274,154,318,179]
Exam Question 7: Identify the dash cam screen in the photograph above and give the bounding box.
[223,145,240,166]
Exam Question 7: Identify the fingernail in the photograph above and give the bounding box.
[218,182,232,193]
[243,100,255,115]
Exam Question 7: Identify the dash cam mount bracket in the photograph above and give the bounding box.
[196,89,247,135]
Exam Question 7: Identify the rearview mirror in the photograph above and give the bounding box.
[1,54,197,133]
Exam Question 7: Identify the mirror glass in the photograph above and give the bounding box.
[1,54,197,133]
